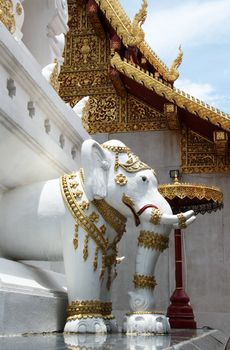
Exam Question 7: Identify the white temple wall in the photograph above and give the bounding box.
[0,22,89,334]
[94,131,230,335]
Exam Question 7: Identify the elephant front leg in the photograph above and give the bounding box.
[124,229,170,334]
[100,254,120,333]
[62,224,107,333]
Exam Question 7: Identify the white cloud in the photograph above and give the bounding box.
[175,78,229,112]
[175,79,214,102]
[144,0,230,57]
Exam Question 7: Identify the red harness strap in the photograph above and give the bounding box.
[137,204,159,216]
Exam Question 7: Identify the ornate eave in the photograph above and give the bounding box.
[94,0,170,80]
[110,53,230,132]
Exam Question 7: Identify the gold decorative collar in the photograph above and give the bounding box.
[60,174,107,253]
[93,199,126,244]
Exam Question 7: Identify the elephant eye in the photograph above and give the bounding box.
[141,176,147,182]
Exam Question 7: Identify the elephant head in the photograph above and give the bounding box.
[82,139,195,231]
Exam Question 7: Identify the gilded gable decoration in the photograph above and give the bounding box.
[94,0,170,80]
[82,94,167,133]
[181,126,230,173]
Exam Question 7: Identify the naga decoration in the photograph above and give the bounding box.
[166,45,183,83]
[127,0,148,47]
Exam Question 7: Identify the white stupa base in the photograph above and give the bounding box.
[123,312,170,334]
[64,317,107,333]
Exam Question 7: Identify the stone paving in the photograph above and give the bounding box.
[0,329,228,350]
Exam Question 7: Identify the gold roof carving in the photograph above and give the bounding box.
[167,46,183,83]
[110,52,230,132]
[94,0,170,80]
[128,0,147,46]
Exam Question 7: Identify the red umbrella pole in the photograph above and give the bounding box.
[167,229,196,329]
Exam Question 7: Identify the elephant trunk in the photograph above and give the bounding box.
[129,227,169,312]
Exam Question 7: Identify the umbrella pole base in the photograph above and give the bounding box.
[167,289,196,329]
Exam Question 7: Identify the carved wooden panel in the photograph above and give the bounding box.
[58,0,167,134]
[181,126,230,173]
[59,0,113,105]
[82,93,167,133]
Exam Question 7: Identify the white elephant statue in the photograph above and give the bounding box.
[0,139,195,333]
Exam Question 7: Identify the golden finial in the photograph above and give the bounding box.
[127,0,148,47]
[167,45,183,83]
[132,0,148,28]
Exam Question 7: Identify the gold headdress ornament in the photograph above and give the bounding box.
[102,144,151,173]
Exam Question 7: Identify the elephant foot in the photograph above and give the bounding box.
[64,317,107,333]
[103,317,118,333]
[122,312,170,334]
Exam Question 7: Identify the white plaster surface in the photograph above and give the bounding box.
[0,22,89,190]
[0,258,67,335]
[0,23,89,334]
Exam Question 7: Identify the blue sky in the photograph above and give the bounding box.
[119,0,230,113]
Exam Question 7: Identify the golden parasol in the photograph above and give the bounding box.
[158,176,223,215]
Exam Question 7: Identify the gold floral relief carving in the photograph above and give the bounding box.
[71,35,99,68]
[87,95,118,123]
[67,0,94,34]
[181,126,230,173]
[127,95,167,129]
[59,0,112,104]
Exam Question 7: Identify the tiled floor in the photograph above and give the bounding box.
[0,329,218,350]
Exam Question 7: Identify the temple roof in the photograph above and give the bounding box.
[93,0,229,131]
[111,52,230,132]
[94,0,170,80]
[58,0,230,173]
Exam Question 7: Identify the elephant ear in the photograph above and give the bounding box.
[81,139,111,201]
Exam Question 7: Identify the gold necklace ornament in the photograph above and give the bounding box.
[60,172,128,288]
[92,199,126,240]
[60,174,107,253]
